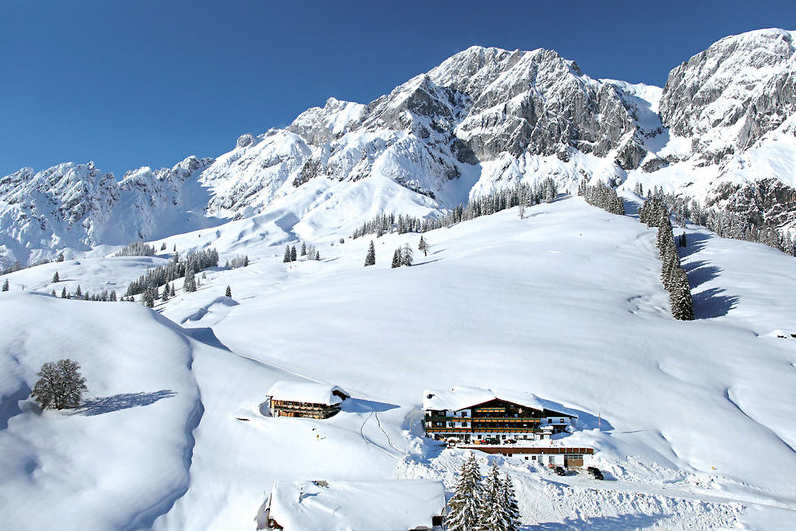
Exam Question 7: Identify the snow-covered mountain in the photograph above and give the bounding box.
[2,28,795,267]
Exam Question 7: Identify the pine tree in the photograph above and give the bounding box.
[291,245,297,262]
[110,291,117,302]
[1,279,8,292]
[225,285,232,298]
[315,250,321,261]
[391,249,401,269]
[480,462,506,531]
[446,453,483,531]
[301,242,307,256]
[143,287,156,307]
[75,285,82,298]
[184,270,196,292]
[170,284,176,297]
[57,253,65,262]
[61,287,67,298]
[51,289,56,297]
[501,473,521,531]
[161,286,170,302]
[401,244,413,266]
[365,240,376,267]
[418,236,429,256]
[52,271,60,283]
[283,245,291,263]
[161,242,167,251]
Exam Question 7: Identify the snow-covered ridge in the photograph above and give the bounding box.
[2,29,796,266]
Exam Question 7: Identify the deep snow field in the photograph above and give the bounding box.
[1,196,796,530]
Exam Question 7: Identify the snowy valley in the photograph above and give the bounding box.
[2,194,796,529]
[1,26,796,531]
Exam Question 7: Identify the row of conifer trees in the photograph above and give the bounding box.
[446,454,521,531]
[578,181,625,215]
[125,248,219,297]
[639,184,795,256]
[640,197,695,320]
[352,179,558,239]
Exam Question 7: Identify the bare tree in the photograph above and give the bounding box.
[31,359,87,410]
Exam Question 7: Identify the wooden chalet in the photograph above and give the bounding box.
[423,386,578,445]
[266,381,349,419]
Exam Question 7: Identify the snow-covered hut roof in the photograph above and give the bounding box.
[260,479,446,531]
[423,385,577,417]
[266,380,349,406]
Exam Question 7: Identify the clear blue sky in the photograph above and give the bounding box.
[1,0,793,178]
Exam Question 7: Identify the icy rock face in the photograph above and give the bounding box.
[428,47,645,168]
[0,157,214,266]
[660,29,796,160]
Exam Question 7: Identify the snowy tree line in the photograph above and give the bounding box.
[352,179,558,239]
[225,254,249,269]
[1,252,64,276]
[578,181,625,215]
[124,248,219,297]
[641,185,795,256]
[53,285,118,302]
[283,242,320,262]
[446,454,521,531]
[114,242,156,257]
[640,197,694,321]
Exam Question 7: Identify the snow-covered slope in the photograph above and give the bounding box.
[2,29,796,267]
[2,197,795,529]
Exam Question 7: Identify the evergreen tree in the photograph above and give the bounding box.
[57,253,65,262]
[364,240,376,267]
[1,279,8,292]
[418,236,429,256]
[283,245,292,263]
[501,473,521,531]
[391,249,401,269]
[143,287,156,307]
[51,289,56,297]
[301,242,307,256]
[161,242,167,251]
[75,285,82,298]
[161,286,170,302]
[225,285,232,298]
[401,244,413,266]
[290,245,297,262]
[446,453,483,531]
[315,250,320,261]
[184,270,196,292]
[61,287,67,298]
[480,462,506,531]
[52,271,60,283]
[170,284,176,297]
[110,291,117,302]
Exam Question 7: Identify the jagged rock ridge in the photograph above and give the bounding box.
[1,29,795,266]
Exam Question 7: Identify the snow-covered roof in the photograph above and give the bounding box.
[423,385,577,417]
[266,380,349,406]
[261,479,446,531]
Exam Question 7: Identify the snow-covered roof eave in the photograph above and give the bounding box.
[266,380,349,406]
[423,386,578,418]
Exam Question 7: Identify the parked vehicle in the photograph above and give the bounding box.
[587,466,603,480]
[554,466,566,476]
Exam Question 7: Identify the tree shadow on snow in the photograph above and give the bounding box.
[523,513,666,530]
[676,232,711,259]
[681,260,721,289]
[73,390,176,416]
[691,287,739,319]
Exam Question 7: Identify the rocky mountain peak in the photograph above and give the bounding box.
[660,28,796,160]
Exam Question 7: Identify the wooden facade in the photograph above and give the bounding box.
[424,397,575,444]
[269,394,347,419]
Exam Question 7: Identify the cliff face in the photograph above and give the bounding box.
[2,30,796,266]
